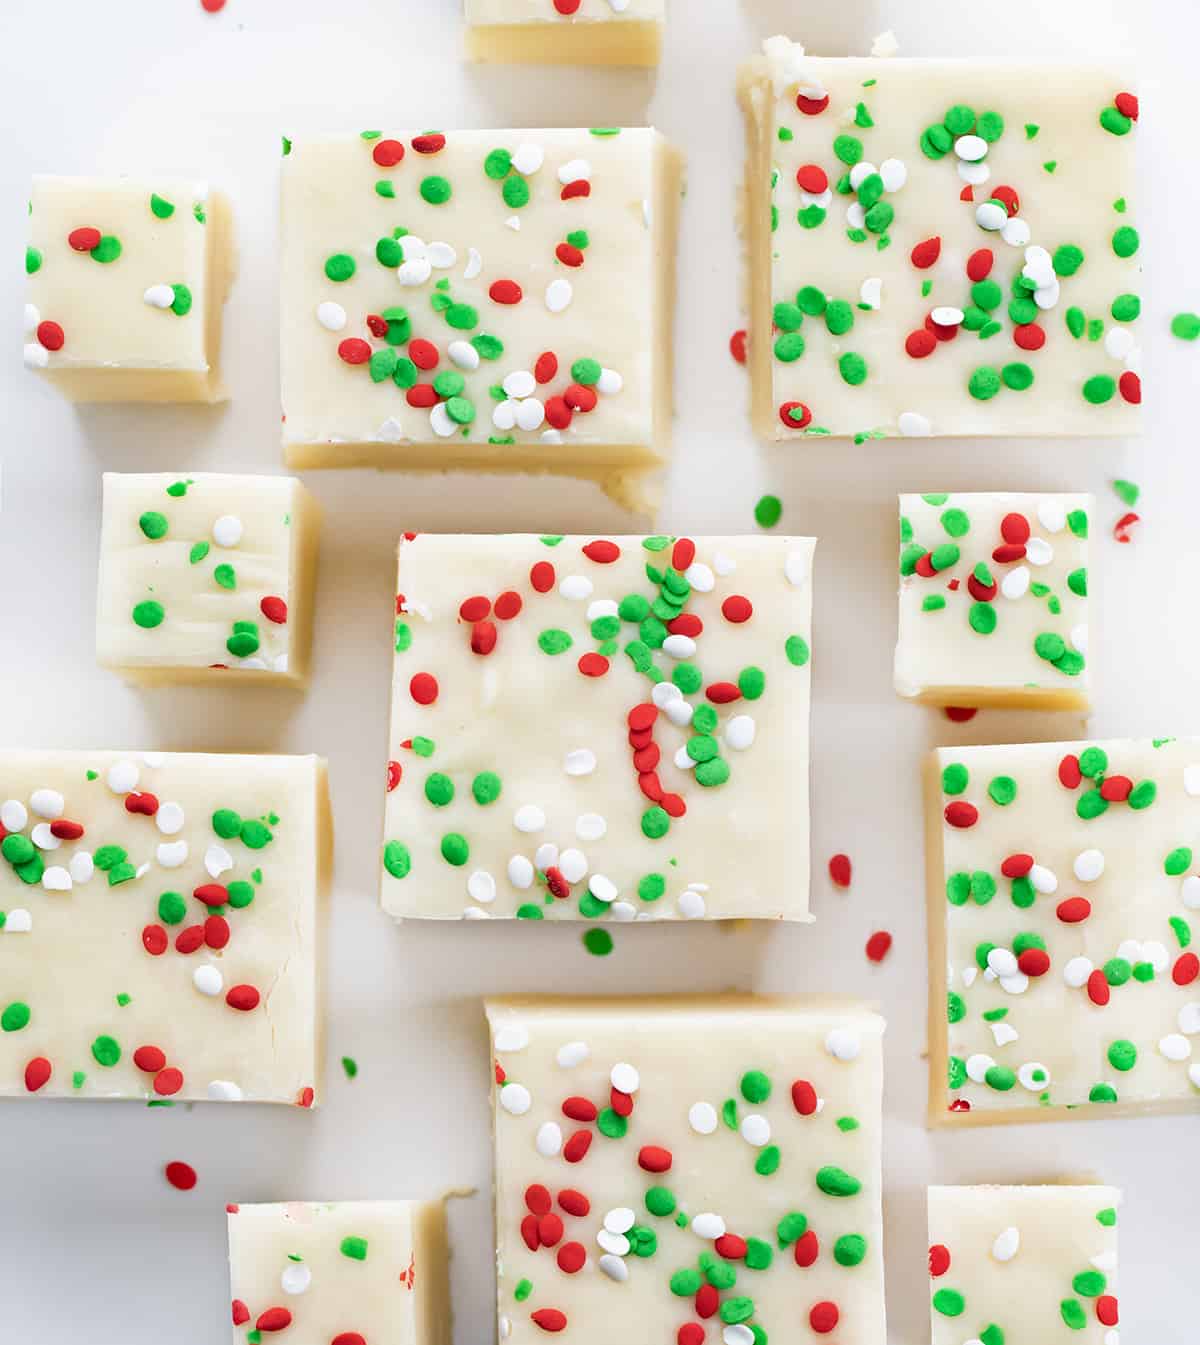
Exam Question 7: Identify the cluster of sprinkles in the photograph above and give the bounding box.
[938,741,1200,1113]
[492,1013,875,1341]
[304,130,636,448]
[1,756,313,1104]
[124,478,290,670]
[384,536,812,920]
[24,189,207,371]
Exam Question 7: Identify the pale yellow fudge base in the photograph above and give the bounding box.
[896,493,1092,712]
[227,1201,450,1345]
[928,1185,1120,1345]
[280,130,681,515]
[26,178,235,404]
[0,751,330,1105]
[924,740,1200,1127]
[487,996,886,1345]
[466,21,662,66]
[96,473,321,688]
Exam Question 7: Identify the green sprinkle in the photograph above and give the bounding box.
[1097,1207,1118,1227]
[1061,1299,1087,1330]
[91,1035,121,1067]
[968,367,1002,400]
[341,1056,358,1079]
[834,1234,867,1267]
[741,1070,771,1104]
[25,246,43,274]
[754,495,782,528]
[838,352,867,385]
[1171,312,1200,341]
[440,833,469,867]
[132,600,165,629]
[420,176,452,205]
[1112,225,1139,258]
[1,1002,31,1032]
[815,1165,860,1197]
[538,628,572,655]
[932,1289,965,1318]
[833,135,864,165]
[214,563,236,590]
[90,235,122,263]
[597,1107,627,1138]
[383,841,411,879]
[754,1146,781,1176]
[1111,293,1140,322]
[1083,374,1116,405]
[324,253,355,282]
[340,1236,368,1261]
[987,776,1017,806]
[1107,1039,1137,1071]
[583,928,613,957]
[785,635,810,666]
[645,1186,676,1217]
[189,541,209,565]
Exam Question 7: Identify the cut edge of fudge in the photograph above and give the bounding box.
[26,177,236,404]
[465,16,663,67]
[95,472,322,688]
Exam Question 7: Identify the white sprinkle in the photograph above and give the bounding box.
[1160,1034,1192,1062]
[662,634,697,659]
[500,1317,512,1341]
[678,889,706,919]
[492,400,517,431]
[512,143,545,176]
[144,283,175,309]
[1064,956,1094,988]
[1184,765,1200,797]
[1074,849,1104,882]
[564,749,597,777]
[689,1101,718,1134]
[515,808,546,838]
[611,1062,639,1094]
[611,901,637,922]
[545,278,573,313]
[430,402,457,438]
[69,851,94,883]
[684,562,715,593]
[596,1229,630,1257]
[740,1114,771,1147]
[559,575,593,600]
[966,1053,995,1083]
[691,1212,725,1240]
[898,411,932,436]
[725,716,756,751]
[515,399,545,432]
[559,849,588,884]
[1105,327,1135,361]
[23,343,49,369]
[507,855,534,889]
[664,699,694,728]
[464,248,483,281]
[1092,1251,1118,1273]
[957,159,991,186]
[1029,864,1058,895]
[398,256,433,286]
[30,823,60,851]
[463,907,490,920]
[41,866,71,891]
[377,417,406,443]
[987,948,1019,977]
[157,841,188,869]
[931,306,964,327]
[495,1026,534,1056]
[589,874,618,904]
[4,910,32,933]
[1182,875,1200,910]
[281,1263,311,1295]
[536,1121,563,1156]
[30,788,65,818]
[713,552,736,576]
[954,133,988,162]
[848,162,876,190]
[825,1028,861,1061]
[193,965,224,997]
[976,201,1008,231]
[558,158,591,185]
[503,370,536,399]
[205,844,233,878]
[879,157,907,191]
[1018,1062,1050,1091]
[1179,1003,1200,1035]
[106,763,139,796]
[212,515,244,548]
[598,1254,628,1281]
[316,301,347,331]
[576,813,607,841]
[846,201,866,230]
[1025,536,1053,566]
[604,1207,636,1235]
[1036,499,1067,533]
[859,276,882,310]
[23,303,39,334]
[1143,940,1169,973]
[207,1080,243,1101]
[467,870,496,904]
[499,1084,532,1116]
[962,967,978,988]
[1001,217,1031,247]
[991,1227,1020,1262]
[533,844,558,874]
[1000,565,1030,601]
[1,800,28,831]
[999,972,1030,996]
[723,1328,755,1345]
[155,802,185,835]
[557,1040,590,1068]
[505,216,521,232]
[1034,279,1061,311]
[597,368,623,395]
[427,241,456,269]
[448,340,481,371]
[587,599,619,621]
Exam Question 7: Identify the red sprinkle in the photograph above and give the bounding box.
[555,243,585,268]
[944,801,979,829]
[577,653,609,678]
[232,1301,250,1326]
[563,1130,592,1163]
[1113,511,1139,544]
[809,1302,839,1334]
[520,1214,540,1251]
[165,1161,197,1191]
[906,329,938,359]
[562,1096,598,1123]
[944,706,978,723]
[1100,775,1133,802]
[366,314,388,339]
[530,560,556,593]
[778,399,812,429]
[1017,947,1050,977]
[134,1045,167,1073]
[828,854,852,888]
[557,1242,586,1274]
[1000,512,1031,544]
[225,985,261,1012]
[1118,371,1141,404]
[638,1145,673,1173]
[796,164,829,194]
[460,595,491,622]
[260,595,287,624]
[628,703,658,733]
[256,1307,292,1332]
[412,133,446,155]
[50,819,84,840]
[796,92,830,115]
[125,791,159,816]
[610,1087,634,1117]
[1087,969,1111,1006]
[672,538,696,570]
[715,1233,748,1260]
[409,339,439,371]
[991,184,1020,216]
[721,595,752,624]
[678,1326,705,1345]
[531,1309,567,1333]
[561,180,591,200]
[1173,952,1199,986]
[534,351,559,383]
[565,383,598,413]
[706,682,741,705]
[667,614,702,638]
[537,1213,564,1247]
[794,1229,819,1267]
[910,236,941,269]
[991,542,1027,564]
[553,0,580,10]
[1115,92,1139,121]
[141,924,168,956]
[68,227,101,251]
[175,925,205,955]
[471,620,498,656]
[204,914,231,949]
[1056,897,1092,924]
[1013,323,1045,351]
[194,883,229,908]
[154,1067,184,1096]
[583,539,621,564]
[695,1283,719,1318]
[1097,1295,1119,1327]
[410,672,438,704]
[929,1244,951,1277]
[865,930,893,963]
[966,248,994,281]
[337,338,371,366]
[489,279,523,305]
[791,1079,818,1116]
[1059,753,1083,789]
[372,139,405,167]
[558,1189,590,1217]
[24,1057,52,1092]
[494,590,522,620]
[37,320,65,351]
[545,396,572,429]
[1001,854,1034,878]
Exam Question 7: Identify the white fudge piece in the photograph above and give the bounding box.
[381,534,814,921]
[739,41,1141,439]
[0,750,330,1105]
[896,492,1091,710]
[280,129,682,513]
[227,1201,449,1345]
[464,0,664,66]
[928,1185,1121,1344]
[96,472,321,687]
[24,175,234,402]
[487,997,886,1345]
[925,738,1200,1124]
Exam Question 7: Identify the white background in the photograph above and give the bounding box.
[1,0,1196,1341]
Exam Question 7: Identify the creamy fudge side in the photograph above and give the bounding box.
[280,129,682,512]
[895,492,1091,710]
[925,738,1200,1125]
[487,997,886,1345]
[227,1201,450,1345]
[739,40,1141,439]
[0,751,330,1105]
[96,473,321,687]
[464,0,664,67]
[928,1185,1121,1345]
[24,175,234,403]
[381,534,814,922]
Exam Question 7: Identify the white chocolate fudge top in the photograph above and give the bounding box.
[928,1185,1121,1345]
[487,997,886,1345]
[0,751,327,1105]
[24,175,216,373]
[227,1201,447,1345]
[896,492,1091,701]
[381,534,814,921]
[97,473,313,676]
[929,738,1200,1120]
[281,129,668,456]
[467,0,663,22]
[744,42,1141,438]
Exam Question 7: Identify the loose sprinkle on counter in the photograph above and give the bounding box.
[165,1161,197,1191]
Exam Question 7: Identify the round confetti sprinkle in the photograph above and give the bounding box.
[754,495,782,528]
[165,1161,197,1190]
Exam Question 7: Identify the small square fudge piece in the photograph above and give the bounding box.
[0,750,330,1104]
[739,40,1141,439]
[895,492,1091,710]
[487,997,887,1345]
[928,1185,1121,1344]
[96,472,321,686]
[381,534,815,921]
[464,0,664,67]
[280,130,682,512]
[227,1201,450,1345]
[925,737,1200,1125]
[24,175,234,403]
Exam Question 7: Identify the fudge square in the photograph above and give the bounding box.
[895,492,1091,711]
[928,1185,1121,1344]
[381,534,814,921]
[925,737,1200,1125]
[0,750,330,1105]
[24,175,234,403]
[464,0,664,67]
[96,472,322,687]
[738,40,1141,439]
[486,996,886,1345]
[280,129,682,512]
[227,1201,449,1345]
